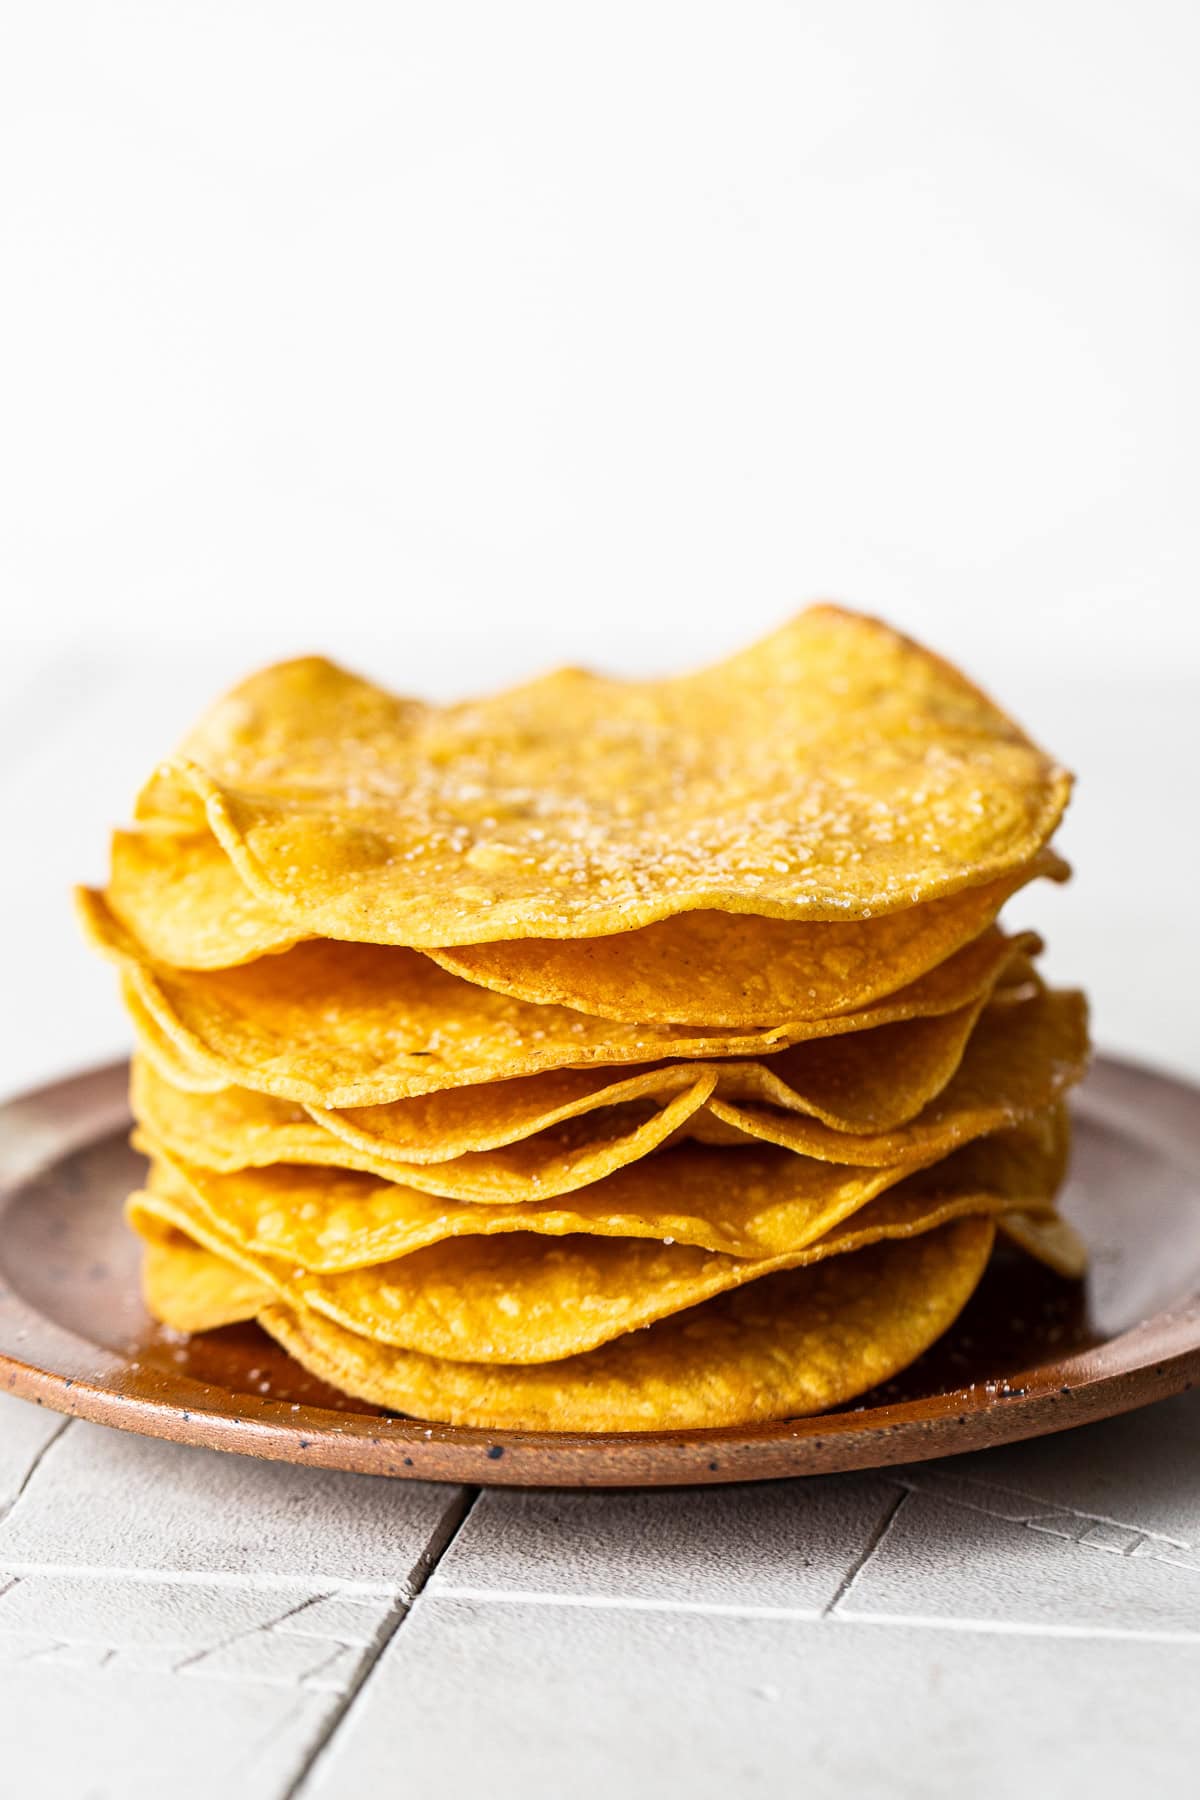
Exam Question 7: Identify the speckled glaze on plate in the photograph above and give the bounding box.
[1,1057,1197,1487]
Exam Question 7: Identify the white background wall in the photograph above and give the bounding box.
[1,2,1197,1094]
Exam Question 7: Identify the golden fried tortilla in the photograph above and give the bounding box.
[427,853,1066,1026]
[130,982,1085,1197]
[103,815,1065,1027]
[139,1217,996,1429]
[80,887,1029,1107]
[131,607,1070,946]
[129,1109,1066,1364]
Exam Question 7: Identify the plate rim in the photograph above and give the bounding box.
[1,1055,1198,1488]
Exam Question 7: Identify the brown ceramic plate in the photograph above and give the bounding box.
[1,1056,1198,1487]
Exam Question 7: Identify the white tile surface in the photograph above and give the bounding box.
[0,1417,468,1592]
[0,1554,403,1800]
[839,1488,1200,1638]
[301,1597,1200,1800]
[1,1661,338,1800]
[835,1392,1200,1637]
[432,1477,900,1612]
[0,1415,466,1795]
[898,1386,1200,1547]
[0,1572,392,1668]
[0,1394,68,1515]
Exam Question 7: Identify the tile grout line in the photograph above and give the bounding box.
[900,1469,1197,1553]
[0,1560,409,1594]
[412,1585,1200,1644]
[0,1415,74,1531]
[891,1477,1200,1575]
[829,1611,1200,1646]
[429,1587,838,1619]
[822,1486,908,1618]
[280,1485,481,1800]
[171,1590,335,1676]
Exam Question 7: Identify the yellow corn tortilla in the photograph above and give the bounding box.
[997,1210,1087,1279]
[79,887,1029,1107]
[142,1218,997,1429]
[141,1231,272,1333]
[135,1122,933,1272]
[134,1191,1082,1347]
[129,1109,1066,1363]
[106,827,303,971]
[304,941,1040,1161]
[130,982,1084,1201]
[428,852,1067,1026]
[131,1057,718,1204]
[102,813,1064,1033]
[312,1062,769,1165]
[131,607,1070,946]
[124,936,1040,1139]
[129,980,997,1177]
[121,978,238,1094]
[708,986,1088,1164]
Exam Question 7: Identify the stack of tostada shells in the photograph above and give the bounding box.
[78,606,1090,1431]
